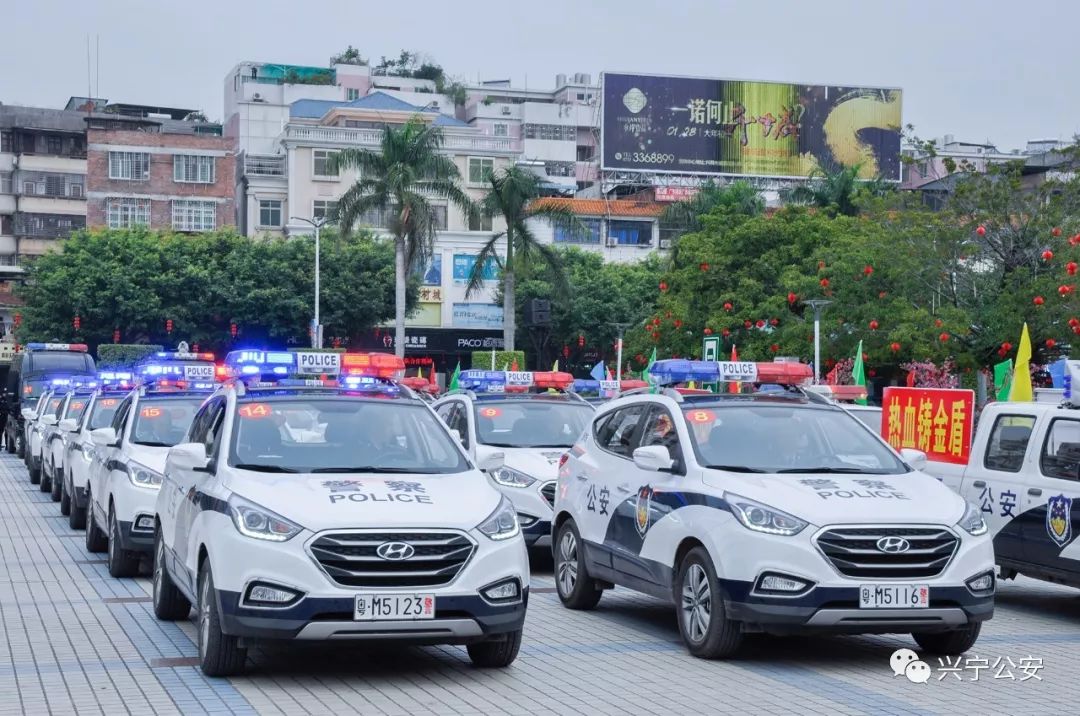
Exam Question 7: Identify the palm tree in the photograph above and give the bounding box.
[659,179,764,234]
[331,118,473,357]
[782,163,891,217]
[465,166,581,352]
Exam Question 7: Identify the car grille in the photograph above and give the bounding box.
[309,531,474,588]
[815,527,959,579]
[540,481,557,508]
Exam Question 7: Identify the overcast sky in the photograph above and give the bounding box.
[2,0,1077,151]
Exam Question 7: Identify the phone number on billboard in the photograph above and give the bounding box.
[613,152,675,165]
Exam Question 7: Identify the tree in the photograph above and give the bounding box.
[465,166,580,351]
[330,45,367,66]
[660,180,764,235]
[331,118,472,357]
[782,164,890,217]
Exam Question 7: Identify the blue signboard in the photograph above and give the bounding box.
[453,254,499,282]
[452,303,504,329]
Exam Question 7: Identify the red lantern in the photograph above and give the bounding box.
[652,317,660,326]
[1060,284,1073,296]
[1034,296,1045,306]
[635,353,644,363]
[1068,262,1078,276]
[703,327,713,335]
[770,343,779,352]
[770,318,779,326]
[1043,250,1055,261]
[577,334,585,348]
[1052,226,1063,237]
[674,319,683,328]
[166,318,174,333]
[755,319,765,328]
[721,328,731,337]
[1072,234,1080,246]
[723,302,733,312]
[1070,317,1080,328]
[699,262,709,272]
[563,345,570,359]
[230,322,238,338]
[787,292,797,304]
[819,278,830,288]
[1047,338,1057,348]
[744,320,752,329]
[890,342,901,353]
[939,332,950,342]
[659,281,668,292]
[1002,342,1013,352]
[934,318,943,328]
[998,347,1007,357]
[13,313,21,328]
[976,225,986,236]
[878,291,887,299]
[868,369,877,378]
[869,320,879,330]
[863,265,873,276]
[112,328,120,344]
[73,315,81,330]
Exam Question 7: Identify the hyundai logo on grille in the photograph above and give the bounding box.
[375,541,415,561]
[876,536,911,554]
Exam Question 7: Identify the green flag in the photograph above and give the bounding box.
[851,339,868,406]
[994,359,1013,401]
[448,361,461,391]
[645,347,658,391]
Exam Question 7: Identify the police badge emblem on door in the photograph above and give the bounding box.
[1047,494,1073,547]
[635,485,652,536]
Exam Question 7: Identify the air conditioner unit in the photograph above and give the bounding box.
[659,239,671,249]
[605,238,618,248]
[500,106,512,115]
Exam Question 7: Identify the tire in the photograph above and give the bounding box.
[29,456,40,485]
[197,561,246,676]
[16,434,24,459]
[554,520,603,610]
[69,493,87,530]
[913,623,982,655]
[84,499,107,553]
[4,431,14,454]
[59,472,71,516]
[675,546,743,659]
[107,510,140,578]
[467,628,523,668]
[39,464,51,493]
[152,528,191,620]
[50,463,62,502]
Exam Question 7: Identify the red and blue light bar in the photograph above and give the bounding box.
[26,343,88,352]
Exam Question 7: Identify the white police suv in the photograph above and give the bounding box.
[60,373,130,528]
[84,352,216,577]
[433,370,593,547]
[44,386,94,503]
[151,350,528,676]
[555,359,995,658]
[25,387,67,486]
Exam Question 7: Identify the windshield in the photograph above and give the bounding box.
[22,380,51,406]
[62,396,89,421]
[130,397,204,447]
[683,403,907,474]
[87,396,121,430]
[473,400,592,448]
[229,398,468,474]
[26,353,94,375]
[44,397,63,417]
[847,407,883,431]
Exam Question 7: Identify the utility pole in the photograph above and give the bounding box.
[803,299,832,384]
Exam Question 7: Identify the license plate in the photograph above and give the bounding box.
[354,593,435,621]
[859,584,929,609]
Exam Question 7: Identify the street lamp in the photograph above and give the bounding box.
[803,299,832,384]
[290,215,331,348]
[607,321,632,391]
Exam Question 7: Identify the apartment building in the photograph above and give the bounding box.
[85,107,235,231]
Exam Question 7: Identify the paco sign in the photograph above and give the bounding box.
[881,387,974,465]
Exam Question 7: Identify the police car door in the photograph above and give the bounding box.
[91,396,130,519]
[961,412,1037,566]
[1023,416,1080,575]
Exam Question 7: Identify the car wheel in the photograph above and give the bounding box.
[16,434,24,459]
[467,628,523,668]
[59,472,71,515]
[50,463,62,502]
[675,546,742,659]
[4,431,13,454]
[913,623,981,655]
[84,499,107,553]
[554,519,603,610]
[29,457,40,485]
[39,465,51,493]
[107,510,140,578]
[69,492,87,530]
[152,528,191,620]
[197,561,246,676]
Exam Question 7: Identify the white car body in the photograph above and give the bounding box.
[555,389,995,656]
[44,391,93,490]
[63,390,127,525]
[27,390,64,484]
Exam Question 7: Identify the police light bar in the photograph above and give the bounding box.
[755,362,813,385]
[460,370,506,392]
[223,350,296,378]
[26,343,88,352]
[572,379,599,392]
[650,360,722,385]
[340,352,405,380]
[806,384,867,402]
[619,379,648,390]
[531,371,574,390]
[153,351,216,362]
[401,376,430,390]
[1064,360,1080,408]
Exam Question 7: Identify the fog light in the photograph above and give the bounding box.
[245,582,302,606]
[757,573,811,593]
[133,515,155,532]
[517,513,539,528]
[481,579,520,602]
[965,571,995,593]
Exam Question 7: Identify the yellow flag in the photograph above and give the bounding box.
[687,380,696,389]
[1008,323,1034,402]
[552,360,559,372]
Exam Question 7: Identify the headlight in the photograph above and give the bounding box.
[490,466,537,488]
[129,462,163,489]
[956,501,988,536]
[724,492,808,536]
[477,496,520,541]
[228,496,303,542]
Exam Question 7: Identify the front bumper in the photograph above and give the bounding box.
[497,480,554,546]
[521,518,552,547]
[112,484,159,555]
[116,519,154,555]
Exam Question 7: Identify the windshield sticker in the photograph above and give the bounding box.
[800,478,909,500]
[479,407,502,418]
[686,409,716,424]
[139,407,163,419]
[323,479,433,505]
[99,398,118,407]
[238,403,273,419]
[70,401,85,411]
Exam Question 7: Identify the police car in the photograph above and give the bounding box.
[151,350,528,676]
[555,359,995,658]
[24,385,69,486]
[84,352,217,577]
[60,373,130,528]
[433,370,594,547]
[571,379,649,406]
[805,384,883,432]
[4,342,96,458]
[43,385,96,502]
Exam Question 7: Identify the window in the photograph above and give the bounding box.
[173,155,215,183]
[493,123,508,138]
[1041,418,1080,481]
[69,184,83,198]
[469,213,493,232]
[258,200,282,227]
[555,218,601,244]
[0,132,11,152]
[171,199,216,232]
[576,146,594,162]
[313,200,339,222]
[640,406,684,469]
[608,220,652,246]
[313,149,339,178]
[108,151,150,181]
[594,405,647,458]
[22,182,36,196]
[46,136,63,155]
[984,414,1037,473]
[468,157,494,185]
[44,176,65,197]
[436,401,469,449]
[523,124,576,141]
[107,198,151,229]
[0,173,10,193]
[346,88,360,101]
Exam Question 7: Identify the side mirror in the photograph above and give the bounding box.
[168,442,210,472]
[477,451,505,472]
[633,445,675,472]
[59,419,78,433]
[449,428,464,445]
[90,427,118,448]
[21,409,35,420]
[41,415,58,427]
[900,448,928,471]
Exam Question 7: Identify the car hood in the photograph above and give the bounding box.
[480,446,566,481]
[127,445,171,474]
[224,469,500,533]
[701,470,966,526]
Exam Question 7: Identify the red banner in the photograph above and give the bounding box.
[880,387,974,465]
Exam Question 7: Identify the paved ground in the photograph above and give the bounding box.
[0,450,1075,715]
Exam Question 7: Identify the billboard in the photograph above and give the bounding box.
[880,387,974,465]
[602,72,902,180]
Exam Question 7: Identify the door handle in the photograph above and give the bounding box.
[616,483,633,493]
[972,480,986,489]
[1028,488,1043,497]
[574,475,587,482]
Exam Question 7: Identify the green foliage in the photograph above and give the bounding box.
[470,351,526,371]
[330,45,367,66]
[661,180,764,235]
[96,344,163,368]
[782,164,892,217]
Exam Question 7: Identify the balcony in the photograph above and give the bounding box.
[13,213,85,239]
[15,171,84,199]
[283,125,519,154]
[242,152,286,177]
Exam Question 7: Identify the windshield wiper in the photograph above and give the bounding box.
[310,466,432,474]
[233,463,300,473]
[704,464,767,473]
[777,466,887,474]
[525,443,573,448]
[481,442,520,448]
[134,441,174,448]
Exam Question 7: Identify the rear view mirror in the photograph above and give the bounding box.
[633,445,675,472]
[90,427,118,448]
[41,415,58,427]
[21,409,35,421]
[59,419,78,433]
[900,448,928,471]
[168,442,210,472]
